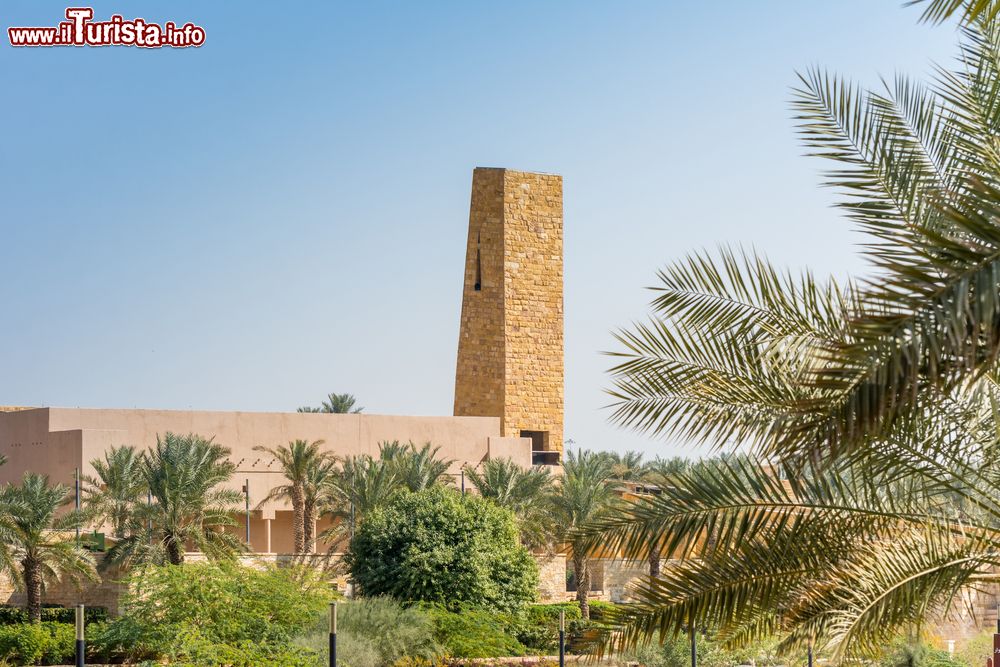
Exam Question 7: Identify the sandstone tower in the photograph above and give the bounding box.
[454,168,564,462]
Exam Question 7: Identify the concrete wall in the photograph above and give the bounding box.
[0,407,533,552]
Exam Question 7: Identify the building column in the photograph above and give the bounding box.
[264,518,272,554]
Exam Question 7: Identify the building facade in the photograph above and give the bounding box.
[0,166,566,553]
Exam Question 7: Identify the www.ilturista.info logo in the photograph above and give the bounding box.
[8,8,205,48]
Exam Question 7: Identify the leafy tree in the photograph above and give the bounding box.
[254,439,328,554]
[81,445,146,539]
[108,433,242,567]
[0,473,97,622]
[463,458,555,550]
[550,450,617,619]
[380,440,454,492]
[597,16,1000,658]
[347,486,538,612]
[297,393,363,414]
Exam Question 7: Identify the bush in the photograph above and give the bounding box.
[348,487,538,612]
[95,561,333,662]
[0,606,107,626]
[0,622,75,666]
[423,605,527,658]
[296,597,440,667]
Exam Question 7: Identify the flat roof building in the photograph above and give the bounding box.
[0,167,565,555]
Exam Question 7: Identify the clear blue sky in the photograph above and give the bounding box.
[0,1,960,458]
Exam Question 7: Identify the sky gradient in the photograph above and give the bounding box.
[0,1,961,458]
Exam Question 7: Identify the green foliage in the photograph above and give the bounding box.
[164,624,316,667]
[0,473,97,621]
[0,606,106,625]
[348,487,537,612]
[297,392,363,413]
[0,622,76,666]
[878,639,968,667]
[624,632,789,667]
[463,458,556,550]
[107,432,243,567]
[297,597,440,667]
[81,444,145,540]
[97,561,332,662]
[422,605,527,658]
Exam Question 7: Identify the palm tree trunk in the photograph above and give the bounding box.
[166,535,185,565]
[22,558,42,623]
[648,541,661,578]
[303,499,316,553]
[292,483,305,553]
[573,553,591,620]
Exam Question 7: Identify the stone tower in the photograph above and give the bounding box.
[454,167,564,461]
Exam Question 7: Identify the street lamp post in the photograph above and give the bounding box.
[558,610,565,667]
[329,601,337,667]
[75,604,85,667]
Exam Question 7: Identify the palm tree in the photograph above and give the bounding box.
[601,451,648,483]
[108,433,243,567]
[303,456,338,552]
[551,449,617,620]
[463,458,556,550]
[319,454,400,548]
[297,393,364,414]
[380,441,454,492]
[911,0,999,23]
[597,17,1000,657]
[0,473,97,622]
[254,439,328,553]
[81,445,146,539]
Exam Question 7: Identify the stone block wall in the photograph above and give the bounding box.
[455,168,564,454]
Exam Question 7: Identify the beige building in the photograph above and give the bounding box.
[0,167,566,556]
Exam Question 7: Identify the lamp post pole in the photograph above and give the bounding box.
[244,478,250,545]
[74,468,80,545]
[558,610,565,667]
[75,604,85,667]
[690,626,697,667]
[329,601,337,667]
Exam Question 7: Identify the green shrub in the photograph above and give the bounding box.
[0,622,76,666]
[512,603,583,652]
[165,623,317,667]
[423,605,527,658]
[297,597,440,667]
[879,639,967,667]
[0,606,107,626]
[96,561,333,662]
[348,487,538,612]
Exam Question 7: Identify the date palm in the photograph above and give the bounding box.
[551,449,618,620]
[254,439,328,553]
[303,456,337,552]
[380,441,454,492]
[0,473,97,622]
[81,445,146,539]
[598,15,1000,660]
[463,458,556,550]
[297,392,363,414]
[319,454,400,548]
[108,432,243,567]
